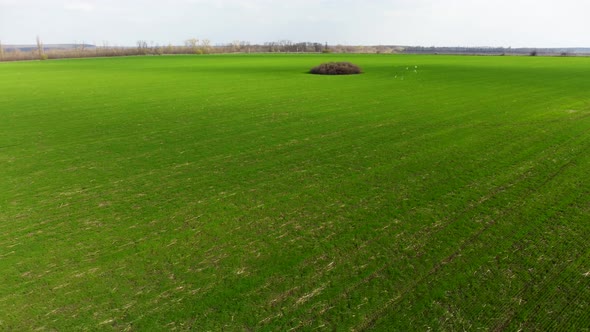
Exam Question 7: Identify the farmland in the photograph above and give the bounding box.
[1,54,589,330]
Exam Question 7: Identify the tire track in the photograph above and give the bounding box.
[354,134,590,331]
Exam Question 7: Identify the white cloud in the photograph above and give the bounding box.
[1,0,590,47]
[64,2,95,12]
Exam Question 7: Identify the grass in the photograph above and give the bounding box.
[1,53,589,330]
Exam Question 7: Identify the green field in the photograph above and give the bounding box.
[1,54,589,330]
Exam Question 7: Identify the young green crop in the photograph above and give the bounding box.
[0,54,589,330]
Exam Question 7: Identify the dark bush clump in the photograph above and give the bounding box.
[310,62,362,75]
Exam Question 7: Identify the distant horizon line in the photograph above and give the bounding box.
[2,42,590,50]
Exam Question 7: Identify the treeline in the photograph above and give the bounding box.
[401,46,590,56]
[0,38,334,61]
[0,37,419,62]
[0,39,215,61]
[2,37,590,62]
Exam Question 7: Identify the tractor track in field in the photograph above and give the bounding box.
[499,264,585,331]
[265,166,538,329]
[487,167,590,330]
[257,130,590,330]
[490,230,587,331]
[353,134,590,331]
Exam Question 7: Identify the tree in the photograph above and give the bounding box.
[231,40,242,52]
[36,35,46,60]
[278,40,292,52]
[185,38,199,53]
[200,39,211,54]
[154,44,163,56]
[0,40,4,61]
[75,40,86,57]
[137,40,149,54]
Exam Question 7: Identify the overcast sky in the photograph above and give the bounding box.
[1,0,589,47]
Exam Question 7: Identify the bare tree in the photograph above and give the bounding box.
[241,41,251,53]
[185,38,199,53]
[279,40,293,52]
[36,35,45,60]
[164,43,175,54]
[0,40,4,61]
[231,40,241,52]
[200,39,211,54]
[74,40,86,57]
[265,41,277,52]
[137,40,148,54]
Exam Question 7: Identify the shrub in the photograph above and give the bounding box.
[310,62,362,75]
